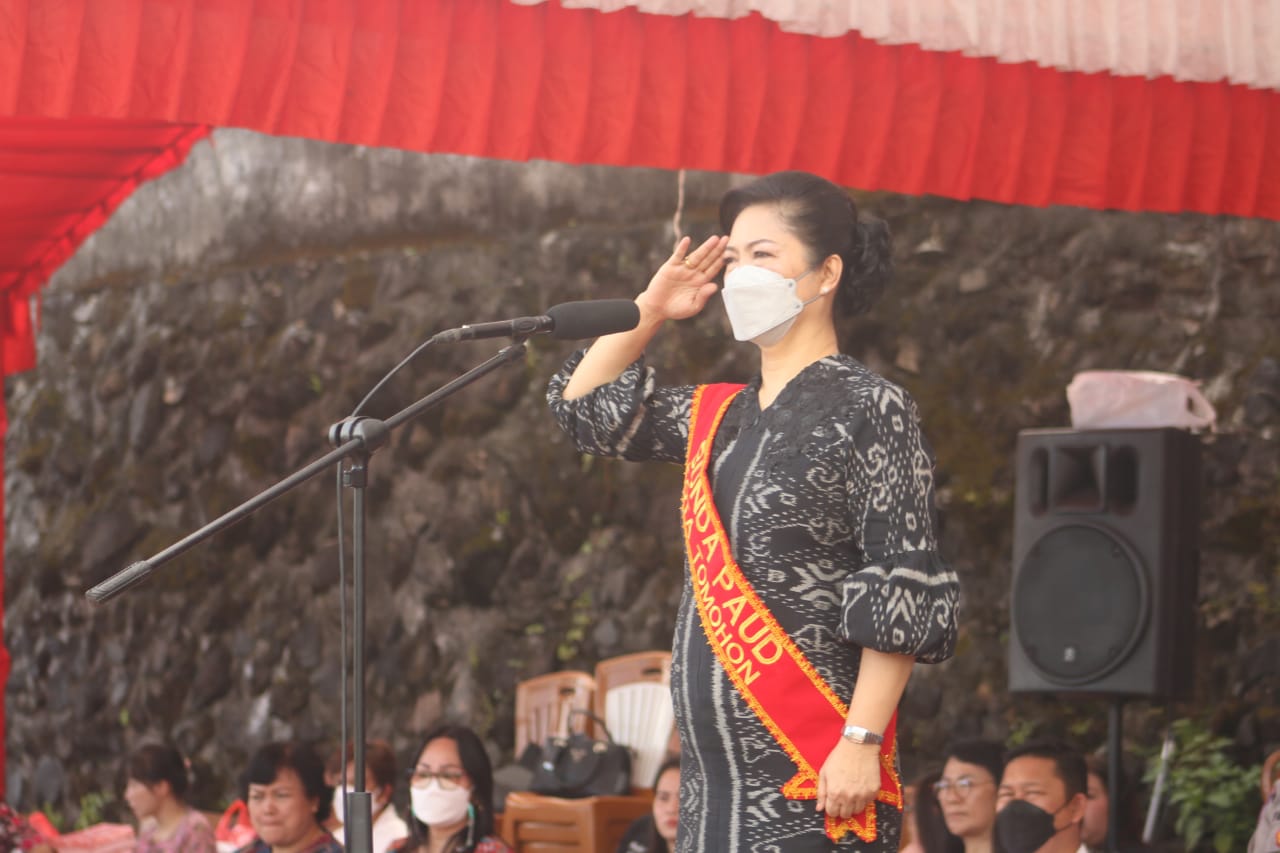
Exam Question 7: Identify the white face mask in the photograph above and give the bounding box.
[721,264,825,346]
[332,787,385,825]
[410,781,472,828]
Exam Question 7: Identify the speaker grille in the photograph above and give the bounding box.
[1013,525,1149,685]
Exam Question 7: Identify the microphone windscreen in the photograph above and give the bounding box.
[546,299,640,340]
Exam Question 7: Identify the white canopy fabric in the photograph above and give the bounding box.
[513,0,1280,88]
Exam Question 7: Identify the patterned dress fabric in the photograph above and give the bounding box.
[548,352,960,852]
[136,808,215,852]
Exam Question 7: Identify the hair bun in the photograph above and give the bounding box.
[838,216,892,317]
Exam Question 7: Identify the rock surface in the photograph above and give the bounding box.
[4,129,1278,820]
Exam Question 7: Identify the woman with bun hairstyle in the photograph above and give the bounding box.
[124,743,215,853]
[549,171,959,850]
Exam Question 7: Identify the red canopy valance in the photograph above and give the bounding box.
[4,0,1279,317]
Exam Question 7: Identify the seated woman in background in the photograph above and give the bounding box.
[239,742,341,853]
[1082,752,1151,852]
[902,768,962,853]
[329,740,409,853]
[615,757,680,853]
[320,747,344,837]
[936,740,1004,853]
[393,723,510,853]
[124,743,215,853]
[897,773,925,853]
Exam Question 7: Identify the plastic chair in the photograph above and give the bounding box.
[514,670,596,757]
[502,790,653,853]
[592,651,673,790]
[592,651,671,715]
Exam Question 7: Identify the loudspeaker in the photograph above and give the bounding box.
[1009,428,1201,698]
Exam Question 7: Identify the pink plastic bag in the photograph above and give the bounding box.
[26,818,135,852]
[1066,370,1216,431]
[214,799,258,853]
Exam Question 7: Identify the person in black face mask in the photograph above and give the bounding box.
[994,741,1088,853]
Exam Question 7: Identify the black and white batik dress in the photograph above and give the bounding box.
[548,352,959,853]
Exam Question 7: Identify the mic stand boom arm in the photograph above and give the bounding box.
[86,341,529,601]
[86,340,531,853]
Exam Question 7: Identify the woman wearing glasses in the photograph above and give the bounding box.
[934,741,1005,853]
[394,723,510,853]
[901,768,962,853]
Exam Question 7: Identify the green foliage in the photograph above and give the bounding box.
[37,791,114,834]
[38,803,63,834]
[556,590,594,662]
[74,791,112,830]
[1006,718,1038,749]
[1144,719,1260,853]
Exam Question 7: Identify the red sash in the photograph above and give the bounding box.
[680,383,902,843]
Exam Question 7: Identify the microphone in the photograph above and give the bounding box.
[433,299,640,343]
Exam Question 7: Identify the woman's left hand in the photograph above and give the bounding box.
[815,739,882,819]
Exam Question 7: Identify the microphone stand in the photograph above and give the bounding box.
[87,340,532,853]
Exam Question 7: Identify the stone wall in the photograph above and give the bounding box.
[4,130,1278,821]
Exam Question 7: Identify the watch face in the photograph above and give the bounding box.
[843,726,881,744]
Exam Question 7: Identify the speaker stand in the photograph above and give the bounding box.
[1106,699,1124,853]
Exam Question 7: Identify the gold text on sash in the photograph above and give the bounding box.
[684,445,784,687]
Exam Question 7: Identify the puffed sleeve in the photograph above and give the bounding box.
[839,381,959,663]
[546,349,695,465]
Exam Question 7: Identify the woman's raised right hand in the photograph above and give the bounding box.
[636,234,729,322]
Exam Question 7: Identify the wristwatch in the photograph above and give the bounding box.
[841,724,884,745]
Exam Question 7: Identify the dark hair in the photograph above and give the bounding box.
[1003,740,1088,801]
[911,768,964,853]
[1084,753,1109,793]
[719,170,892,317]
[641,756,681,853]
[242,741,333,824]
[1085,751,1147,847]
[127,743,190,801]
[944,739,1005,786]
[341,739,399,791]
[402,723,501,853]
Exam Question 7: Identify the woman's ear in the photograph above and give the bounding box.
[819,254,843,295]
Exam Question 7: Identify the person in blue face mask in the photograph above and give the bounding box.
[995,742,1088,853]
[548,171,960,852]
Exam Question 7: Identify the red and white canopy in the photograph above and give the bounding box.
[523,0,1280,87]
[3,0,1279,327]
[1,0,1279,795]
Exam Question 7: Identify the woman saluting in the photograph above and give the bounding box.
[548,171,959,851]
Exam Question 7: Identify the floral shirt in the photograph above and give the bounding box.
[237,831,343,853]
[137,808,215,853]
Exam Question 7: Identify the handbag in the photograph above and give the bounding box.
[214,799,258,853]
[527,709,633,798]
